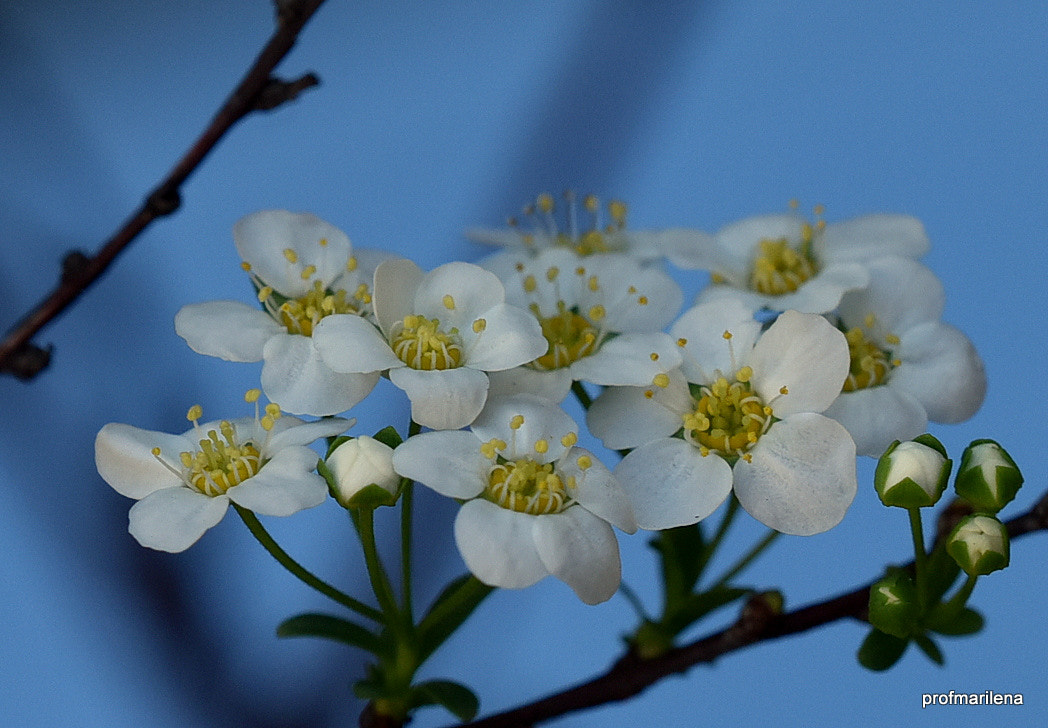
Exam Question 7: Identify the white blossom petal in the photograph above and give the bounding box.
[532,507,621,604]
[891,321,987,423]
[587,382,688,450]
[391,431,489,499]
[312,313,402,372]
[413,261,504,331]
[838,256,944,334]
[95,423,190,499]
[614,438,733,530]
[472,394,577,463]
[226,446,328,516]
[266,416,354,451]
[587,256,683,331]
[373,258,424,336]
[559,448,636,533]
[822,384,928,458]
[261,333,379,416]
[175,301,282,362]
[389,366,489,430]
[486,366,573,402]
[128,488,230,553]
[733,414,856,535]
[462,303,547,371]
[570,332,682,388]
[454,500,547,589]
[671,298,762,381]
[818,214,930,262]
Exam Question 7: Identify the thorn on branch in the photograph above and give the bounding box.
[0,342,52,380]
[253,73,321,111]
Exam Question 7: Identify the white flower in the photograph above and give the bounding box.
[175,210,389,416]
[326,435,400,507]
[947,515,1009,576]
[822,256,986,456]
[467,191,671,263]
[588,298,857,536]
[312,258,547,430]
[95,392,352,552]
[479,247,683,402]
[391,395,637,604]
[666,209,930,315]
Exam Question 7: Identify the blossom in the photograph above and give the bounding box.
[874,436,951,508]
[391,395,637,604]
[480,247,683,402]
[665,208,930,315]
[947,515,1010,576]
[312,258,547,430]
[588,298,857,536]
[95,391,353,552]
[175,210,389,416]
[953,439,1023,514]
[467,191,672,263]
[821,256,986,456]
[325,435,401,508]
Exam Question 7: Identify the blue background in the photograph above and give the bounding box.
[1,2,1045,726]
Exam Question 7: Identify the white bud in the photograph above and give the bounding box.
[875,437,950,508]
[327,436,399,507]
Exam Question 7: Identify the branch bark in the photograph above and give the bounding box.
[0,0,327,380]
[454,490,1048,728]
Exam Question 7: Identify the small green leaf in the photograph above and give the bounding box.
[277,613,386,656]
[926,606,985,636]
[914,633,945,665]
[409,680,479,722]
[649,523,706,604]
[372,425,404,449]
[857,628,909,671]
[662,586,751,635]
[417,575,494,662]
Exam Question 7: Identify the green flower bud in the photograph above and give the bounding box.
[325,435,400,508]
[946,515,1009,576]
[874,435,951,509]
[868,569,920,639]
[954,439,1023,514]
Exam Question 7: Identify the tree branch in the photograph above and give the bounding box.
[455,489,1048,728]
[0,0,327,380]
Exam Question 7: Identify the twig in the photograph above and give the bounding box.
[0,0,327,380]
[454,489,1048,728]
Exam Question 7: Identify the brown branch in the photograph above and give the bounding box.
[0,0,327,380]
[455,489,1048,728]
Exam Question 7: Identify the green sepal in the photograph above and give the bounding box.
[416,575,494,662]
[371,424,404,450]
[954,439,1023,514]
[408,680,480,723]
[649,524,706,605]
[857,628,909,671]
[913,633,945,665]
[926,605,984,636]
[912,433,949,459]
[277,612,388,657]
[348,482,401,509]
[662,586,751,635]
[868,569,920,639]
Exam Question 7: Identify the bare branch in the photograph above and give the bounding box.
[0,0,328,379]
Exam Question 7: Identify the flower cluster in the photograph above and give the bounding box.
[96,196,987,603]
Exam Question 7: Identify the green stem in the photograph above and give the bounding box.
[618,581,650,621]
[708,529,780,591]
[701,496,740,572]
[571,379,593,410]
[942,573,979,616]
[400,419,422,620]
[356,507,406,631]
[234,504,383,623]
[908,507,929,609]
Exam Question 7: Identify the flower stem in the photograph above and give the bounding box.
[355,507,408,633]
[234,504,383,623]
[400,420,422,620]
[907,507,929,609]
[708,528,780,591]
[942,573,979,616]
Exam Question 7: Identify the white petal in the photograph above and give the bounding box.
[413,261,504,330]
[585,256,683,331]
[657,228,721,271]
[389,366,489,430]
[261,334,379,416]
[756,262,869,315]
[733,414,856,536]
[174,301,282,362]
[838,256,944,334]
[748,310,849,416]
[391,430,489,499]
[671,298,762,382]
[472,394,577,463]
[569,332,682,388]
[454,500,548,589]
[234,210,352,297]
[373,258,424,336]
[465,227,526,248]
[95,423,190,499]
[822,385,928,458]
[818,214,930,262]
[312,313,402,372]
[486,366,573,403]
[128,487,229,552]
[614,438,733,530]
[226,446,328,516]
[890,321,987,423]
[532,507,621,604]
[463,303,547,371]
[266,416,355,452]
[559,448,636,533]
[587,383,687,450]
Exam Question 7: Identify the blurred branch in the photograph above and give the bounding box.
[455,489,1048,728]
[0,0,327,380]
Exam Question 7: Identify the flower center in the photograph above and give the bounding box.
[485,457,574,515]
[263,279,369,336]
[515,191,628,256]
[843,327,895,391]
[682,367,772,458]
[390,314,463,370]
[748,236,819,295]
[179,421,262,496]
[529,305,600,370]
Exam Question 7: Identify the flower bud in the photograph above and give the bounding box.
[954,439,1023,514]
[326,436,400,508]
[868,569,920,639]
[946,515,1009,576]
[874,435,951,509]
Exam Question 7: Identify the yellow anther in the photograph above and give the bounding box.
[609,200,627,225]
[864,313,877,329]
[735,366,753,383]
[151,446,162,457]
[892,358,902,367]
[637,295,648,305]
[742,453,753,463]
[523,275,537,293]
[677,337,688,347]
[650,352,660,361]
[283,248,298,264]
[886,334,901,345]
[534,439,549,454]
[514,262,525,272]
[443,294,456,310]
[546,266,560,282]
[653,373,670,388]
[187,405,203,422]
[575,266,586,276]
[537,192,555,213]
[480,440,499,459]
[723,330,733,340]
[346,256,358,272]
[472,318,487,333]
[244,389,261,403]
[560,432,578,448]
[588,305,606,321]
[510,415,525,430]
[260,414,275,431]
[265,403,282,419]
[644,389,654,399]
[583,194,599,213]
[779,385,789,395]
[627,285,637,294]
[257,286,274,302]
[240,261,252,271]
[577,455,593,470]
[813,203,825,216]
[699,446,710,457]
[318,237,328,247]
[300,265,317,280]
[587,275,600,292]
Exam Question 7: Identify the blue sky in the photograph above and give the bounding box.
[1,2,1046,726]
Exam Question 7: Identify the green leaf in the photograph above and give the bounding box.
[662,586,751,635]
[409,680,479,722]
[926,606,985,636]
[914,633,945,665]
[277,613,387,657]
[416,575,494,662]
[372,425,404,449]
[649,524,706,604]
[857,628,909,671]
